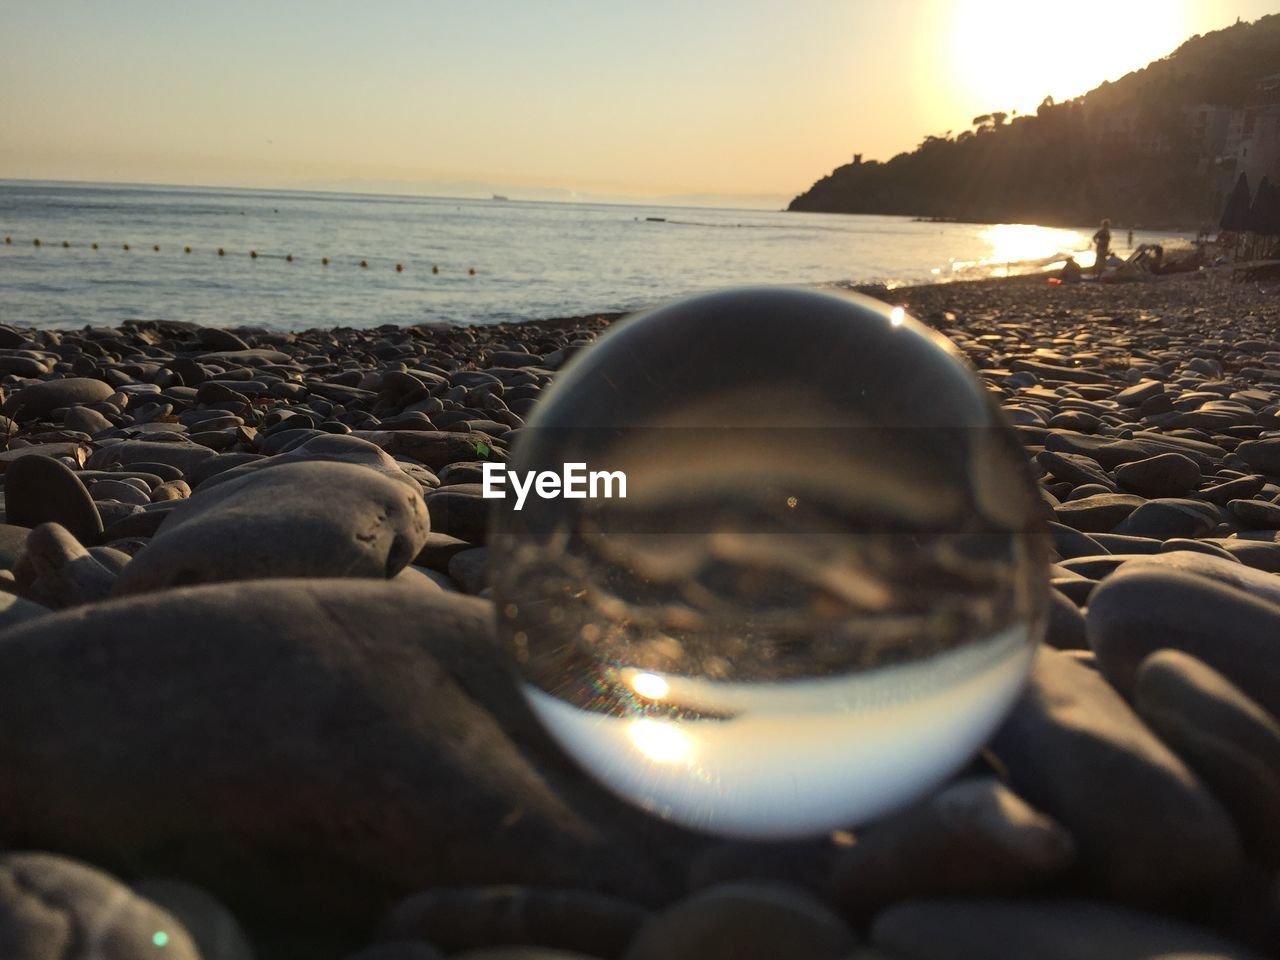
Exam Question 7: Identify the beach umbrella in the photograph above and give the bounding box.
[1220,171,1253,233]
[1247,177,1273,234]
[1255,178,1280,237]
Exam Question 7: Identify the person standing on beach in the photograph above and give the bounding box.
[1092,219,1112,275]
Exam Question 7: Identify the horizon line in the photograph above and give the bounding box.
[0,175,795,214]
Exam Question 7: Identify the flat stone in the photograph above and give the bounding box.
[448,547,490,594]
[22,522,117,608]
[88,478,152,506]
[63,405,114,434]
[1229,498,1280,530]
[1035,451,1114,490]
[377,887,649,958]
[872,899,1264,960]
[1206,539,1280,572]
[0,443,88,472]
[1046,521,1107,560]
[4,377,114,420]
[0,592,50,633]
[1235,439,1280,476]
[1135,650,1280,866]
[3,454,103,542]
[1116,380,1165,406]
[85,439,218,474]
[1087,566,1280,716]
[1112,498,1217,539]
[0,579,689,929]
[1046,588,1087,649]
[0,524,31,571]
[202,433,422,494]
[1052,494,1145,533]
[1200,475,1267,505]
[0,852,200,960]
[1116,551,1280,606]
[989,649,1241,906]
[114,460,432,595]
[424,488,491,543]
[829,778,1074,920]
[1114,452,1201,498]
[384,431,507,471]
[623,884,855,960]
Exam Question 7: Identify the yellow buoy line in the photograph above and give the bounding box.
[1,235,476,274]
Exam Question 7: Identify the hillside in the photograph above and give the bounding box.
[788,14,1280,228]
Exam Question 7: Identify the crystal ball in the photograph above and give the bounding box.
[489,287,1047,839]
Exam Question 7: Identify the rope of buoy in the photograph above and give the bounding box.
[6,238,474,277]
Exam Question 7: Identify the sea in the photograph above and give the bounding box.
[0,180,1192,331]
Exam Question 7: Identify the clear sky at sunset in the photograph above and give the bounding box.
[1,1,1275,206]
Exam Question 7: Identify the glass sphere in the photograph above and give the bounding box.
[489,287,1047,839]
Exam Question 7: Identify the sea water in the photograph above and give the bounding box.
[0,180,1188,331]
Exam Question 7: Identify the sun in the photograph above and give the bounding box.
[949,0,1193,117]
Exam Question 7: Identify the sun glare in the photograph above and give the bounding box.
[950,1,1192,116]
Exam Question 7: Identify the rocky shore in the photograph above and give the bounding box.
[0,271,1278,959]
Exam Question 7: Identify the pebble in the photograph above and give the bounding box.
[1135,650,1280,866]
[871,899,1266,960]
[113,460,432,595]
[1111,498,1217,539]
[828,778,1075,920]
[1052,493,1144,533]
[376,887,649,958]
[3,453,103,542]
[1087,566,1280,716]
[0,851,200,959]
[3,377,115,421]
[0,579,689,929]
[1113,452,1201,497]
[21,522,118,607]
[989,649,1241,906]
[622,884,855,960]
[448,547,490,594]
[1229,498,1280,530]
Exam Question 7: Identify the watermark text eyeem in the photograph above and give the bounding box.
[482,462,627,511]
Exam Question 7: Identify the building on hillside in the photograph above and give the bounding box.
[1185,104,1233,158]
[1226,104,1280,188]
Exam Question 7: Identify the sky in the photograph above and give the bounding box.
[1,1,1276,207]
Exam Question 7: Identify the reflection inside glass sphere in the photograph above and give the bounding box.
[490,286,1047,839]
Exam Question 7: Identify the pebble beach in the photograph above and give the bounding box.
[0,270,1278,959]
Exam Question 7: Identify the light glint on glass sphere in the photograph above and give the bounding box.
[490,287,1047,839]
